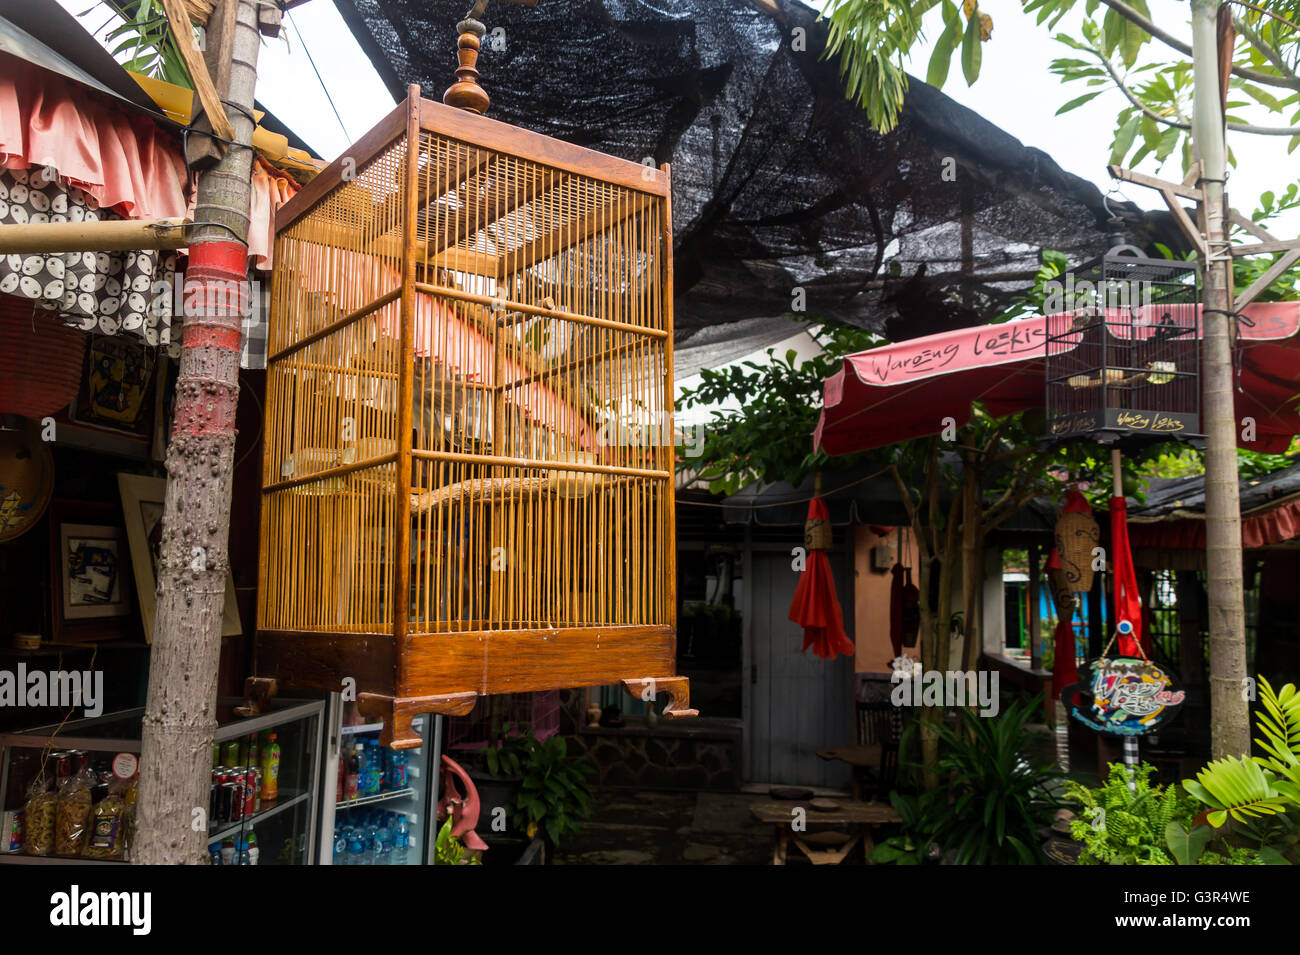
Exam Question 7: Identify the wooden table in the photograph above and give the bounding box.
[750,799,902,865]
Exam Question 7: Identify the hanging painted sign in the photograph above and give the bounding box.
[1061,656,1185,736]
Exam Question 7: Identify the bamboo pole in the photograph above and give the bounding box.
[0,219,192,253]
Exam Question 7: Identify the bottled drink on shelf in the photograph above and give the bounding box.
[384,748,408,790]
[393,815,410,866]
[344,743,361,801]
[360,740,381,797]
[261,733,280,803]
[247,831,260,866]
[333,827,347,865]
[220,837,236,866]
[346,827,366,865]
[237,840,251,866]
[209,842,222,866]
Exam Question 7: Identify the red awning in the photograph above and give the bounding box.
[1129,495,1300,551]
[814,303,1300,455]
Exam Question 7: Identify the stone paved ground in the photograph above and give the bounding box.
[554,789,777,865]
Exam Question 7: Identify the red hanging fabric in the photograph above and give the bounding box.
[788,498,855,661]
[1109,496,1143,657]
[1045,547,1078,697]
[888,562,904,659]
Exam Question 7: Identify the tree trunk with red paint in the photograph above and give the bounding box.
[134,0,261,864]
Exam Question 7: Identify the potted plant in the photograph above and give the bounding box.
[510,731,595,863]
[432,817,481,865]
[466,717,530,838]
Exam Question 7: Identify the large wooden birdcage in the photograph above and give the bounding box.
[254,87,693,746]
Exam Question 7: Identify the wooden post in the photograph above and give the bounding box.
[1028,542,1042,671]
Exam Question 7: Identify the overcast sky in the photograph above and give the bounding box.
[63,0,1299,232]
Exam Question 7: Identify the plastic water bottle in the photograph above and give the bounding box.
[374,821,392,865]
[393,815,410,866]
[236,840,251,866]
[347,828,367,865]
[364,824,380,865]
[333,827,348,865]
[362,744,382,796]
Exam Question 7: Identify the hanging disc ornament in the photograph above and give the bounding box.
[1060,649,1185,736]
[0,416,55,543]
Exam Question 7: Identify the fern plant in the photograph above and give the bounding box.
[1066,763,1196,865]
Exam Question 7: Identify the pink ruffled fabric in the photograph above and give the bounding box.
[0,53,188,220]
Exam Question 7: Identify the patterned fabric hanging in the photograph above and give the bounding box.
[0,167,179,355]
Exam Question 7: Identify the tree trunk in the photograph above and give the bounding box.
[960,463,981,673]
[916,551,940,789]
[135,0,261,864]
[1190,0,1250,759]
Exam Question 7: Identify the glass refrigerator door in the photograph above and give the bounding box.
[321,695,441,865]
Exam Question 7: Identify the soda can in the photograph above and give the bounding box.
[242,769,257,817]
[253,769,263,813]
[224,780,245,822]
[220,741,240,767]
[48,751,74,787]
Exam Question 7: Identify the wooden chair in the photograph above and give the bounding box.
[854,701,901,798]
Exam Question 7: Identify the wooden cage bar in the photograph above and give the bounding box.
[254,87,693,745]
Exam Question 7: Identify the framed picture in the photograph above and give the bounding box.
[117,473,241,644]
[48,501,132,643]
[52,335,157,460]
[70,335,156,437]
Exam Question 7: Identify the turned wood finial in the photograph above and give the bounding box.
[443,17,490,115]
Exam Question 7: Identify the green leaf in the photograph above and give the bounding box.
[1164,821,1211,865]
[1110,113,1141,166]
[927,4,962,89]
[961,13,981,87]
[1056,90,1104,115]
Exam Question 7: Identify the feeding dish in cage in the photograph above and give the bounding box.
[252,87,694,746]
[1044,245,1202,445]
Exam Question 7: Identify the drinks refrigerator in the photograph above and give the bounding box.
[317,694,442,865]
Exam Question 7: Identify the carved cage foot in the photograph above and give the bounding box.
[620,676,698,718]
[357,691,479,749]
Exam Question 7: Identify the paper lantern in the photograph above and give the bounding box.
[1054,491,1099,594]
[0,294,85,419]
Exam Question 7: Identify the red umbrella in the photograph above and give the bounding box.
[814,303,1300,455]
[788,497,855,660]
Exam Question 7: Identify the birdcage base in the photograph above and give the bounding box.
[254,624,693,746]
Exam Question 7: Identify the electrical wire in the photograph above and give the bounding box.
[286,10,351,144]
